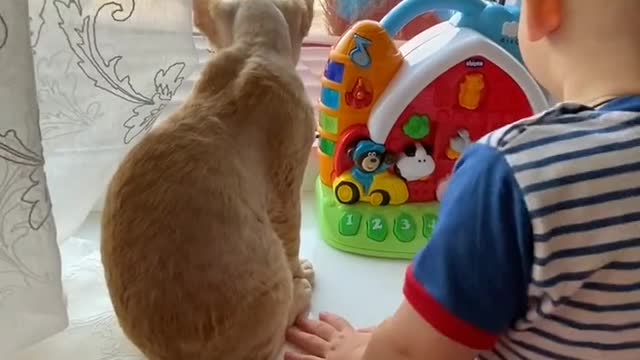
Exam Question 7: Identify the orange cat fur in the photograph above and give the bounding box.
[100,0,316,359]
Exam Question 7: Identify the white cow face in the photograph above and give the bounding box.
[396,142,435,182]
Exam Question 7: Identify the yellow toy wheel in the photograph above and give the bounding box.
[335,181,360,204]
[369,190,391,206]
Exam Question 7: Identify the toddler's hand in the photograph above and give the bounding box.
[285,312,373,360]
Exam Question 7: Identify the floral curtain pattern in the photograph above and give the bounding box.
[0,0,198,356]
[33,0,198,242]
[0,0,65,355]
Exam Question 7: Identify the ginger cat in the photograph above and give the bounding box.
[100,0,316,359]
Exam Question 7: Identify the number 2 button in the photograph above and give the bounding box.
[367,215,388,242]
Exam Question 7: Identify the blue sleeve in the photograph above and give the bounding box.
[403,143,533,350]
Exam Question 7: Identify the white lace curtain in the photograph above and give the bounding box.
[0,0,198,356]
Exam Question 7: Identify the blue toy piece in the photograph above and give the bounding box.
[380,0,523,62]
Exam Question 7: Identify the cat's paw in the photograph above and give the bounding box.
[298,259,315,286]
[288,277,313,326]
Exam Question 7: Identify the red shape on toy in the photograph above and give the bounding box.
[333,124,371,177]
[345,77,374,109]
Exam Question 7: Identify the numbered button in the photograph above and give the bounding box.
[339,212,362,236]
[422,214,438,238]
[367,215,388,242]
[394,214,417,242]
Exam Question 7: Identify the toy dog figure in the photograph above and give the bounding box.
[101,0,316,359]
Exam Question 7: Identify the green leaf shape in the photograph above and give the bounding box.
[403,115,430,140]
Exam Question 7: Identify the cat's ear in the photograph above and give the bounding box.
[304,0,314,10]
[300,0,315,37]
[280,0,314,63]
[193,0,214,41]
[303,0,315,20]
[196,0,240,49]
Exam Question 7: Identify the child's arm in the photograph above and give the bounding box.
[287,143,533,360]
[286,305,475,360]
[361,301,478,360]
[373,143,533,358]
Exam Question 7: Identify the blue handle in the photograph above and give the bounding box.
[380,0,487,38]
[380,0,523,62]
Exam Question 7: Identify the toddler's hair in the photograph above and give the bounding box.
[320,0,444,40]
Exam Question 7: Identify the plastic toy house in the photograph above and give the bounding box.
[316,0,549,259]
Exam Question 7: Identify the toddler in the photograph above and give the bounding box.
[286,0,640,359]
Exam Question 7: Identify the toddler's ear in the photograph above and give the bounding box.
[522,0,563,41]
[193,0,240,49]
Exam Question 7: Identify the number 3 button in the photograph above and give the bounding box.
[367,215,388,242]
[394,214,416,242]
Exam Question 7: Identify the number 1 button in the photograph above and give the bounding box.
[339,212,362,236]
[367,215,388,242]
[394,214,416,242]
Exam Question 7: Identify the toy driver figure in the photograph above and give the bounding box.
[348,140,394,194]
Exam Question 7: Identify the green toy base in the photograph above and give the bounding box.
[316,178,440,260]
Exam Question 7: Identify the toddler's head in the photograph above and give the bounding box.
[518,0,640,104]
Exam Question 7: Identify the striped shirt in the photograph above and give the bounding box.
[404,96,640,359]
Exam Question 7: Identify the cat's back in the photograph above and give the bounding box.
[102,107,269,289]
[104,107,264,252]
[100,45,292,291]
[100,43,307,359]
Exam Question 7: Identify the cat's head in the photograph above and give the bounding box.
[194,0,315,63]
